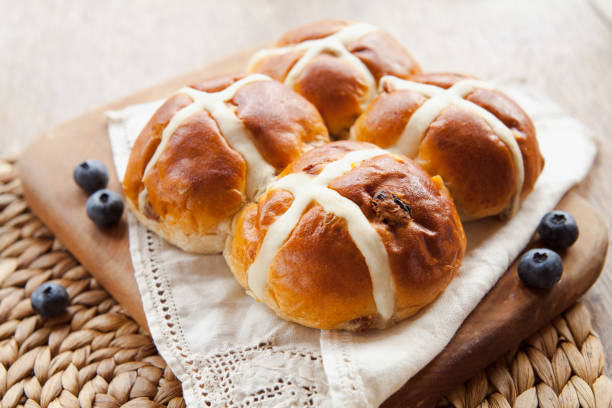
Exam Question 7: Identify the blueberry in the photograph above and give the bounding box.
[86,189,124,228]
[74,159,109,194]
[31,282,70,318]
[537,210,579,250]
[518,248,563,289]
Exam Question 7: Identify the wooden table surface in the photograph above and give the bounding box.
[2,0,611,372]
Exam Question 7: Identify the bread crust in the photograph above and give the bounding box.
[122,74,328,253]
[351,73,545,219]
[249,20,421,138]
[224,141,466,330]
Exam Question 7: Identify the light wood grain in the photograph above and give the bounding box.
[16,49,609,407]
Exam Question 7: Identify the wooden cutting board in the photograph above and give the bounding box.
[17,50,608,408]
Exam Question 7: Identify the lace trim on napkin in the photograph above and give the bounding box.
[139,228,331,407]
[195,342,325,407]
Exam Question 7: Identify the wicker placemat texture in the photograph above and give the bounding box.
[0,158,610,408]
[439,303,612,408]
[0,160,184,408]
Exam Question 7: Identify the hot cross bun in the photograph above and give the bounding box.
[224,141,466,330]
[122,74,329,253]
[350,73,545,220]
[249,20,421,138]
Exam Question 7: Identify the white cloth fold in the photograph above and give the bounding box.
[107,82,597,408]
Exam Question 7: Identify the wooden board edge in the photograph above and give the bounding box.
[382,193,609,407]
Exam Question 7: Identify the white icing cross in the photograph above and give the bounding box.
[380,75,525,216]
[246,148,397,322]
[249,23,380,111]
[143,74,275,199]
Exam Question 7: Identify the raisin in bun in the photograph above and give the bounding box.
[224,141,466,331]
[350,73,545,220]
[122,74,329,253]
[248,19,421,138]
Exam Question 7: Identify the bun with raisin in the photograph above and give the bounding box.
[224,141,465,330]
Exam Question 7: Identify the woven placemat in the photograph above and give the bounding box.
[0,158,610,408]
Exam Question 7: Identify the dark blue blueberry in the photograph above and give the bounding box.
[518,248,563,289]
[73,159,109,194]
[537,210,579,250]
[31,282,70,318]
[86,189,124,228]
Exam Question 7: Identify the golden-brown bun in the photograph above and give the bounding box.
[351,73,545,220]
[224,141,466,331]
[122,74,329,253]
[248,19,421,138]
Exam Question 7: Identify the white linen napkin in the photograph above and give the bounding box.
[106,81,597,408]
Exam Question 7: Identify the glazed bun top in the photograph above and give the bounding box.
[225,141,466,330]
[122,73,329,253]
[351,73,545,219]
[248,20,421,137]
